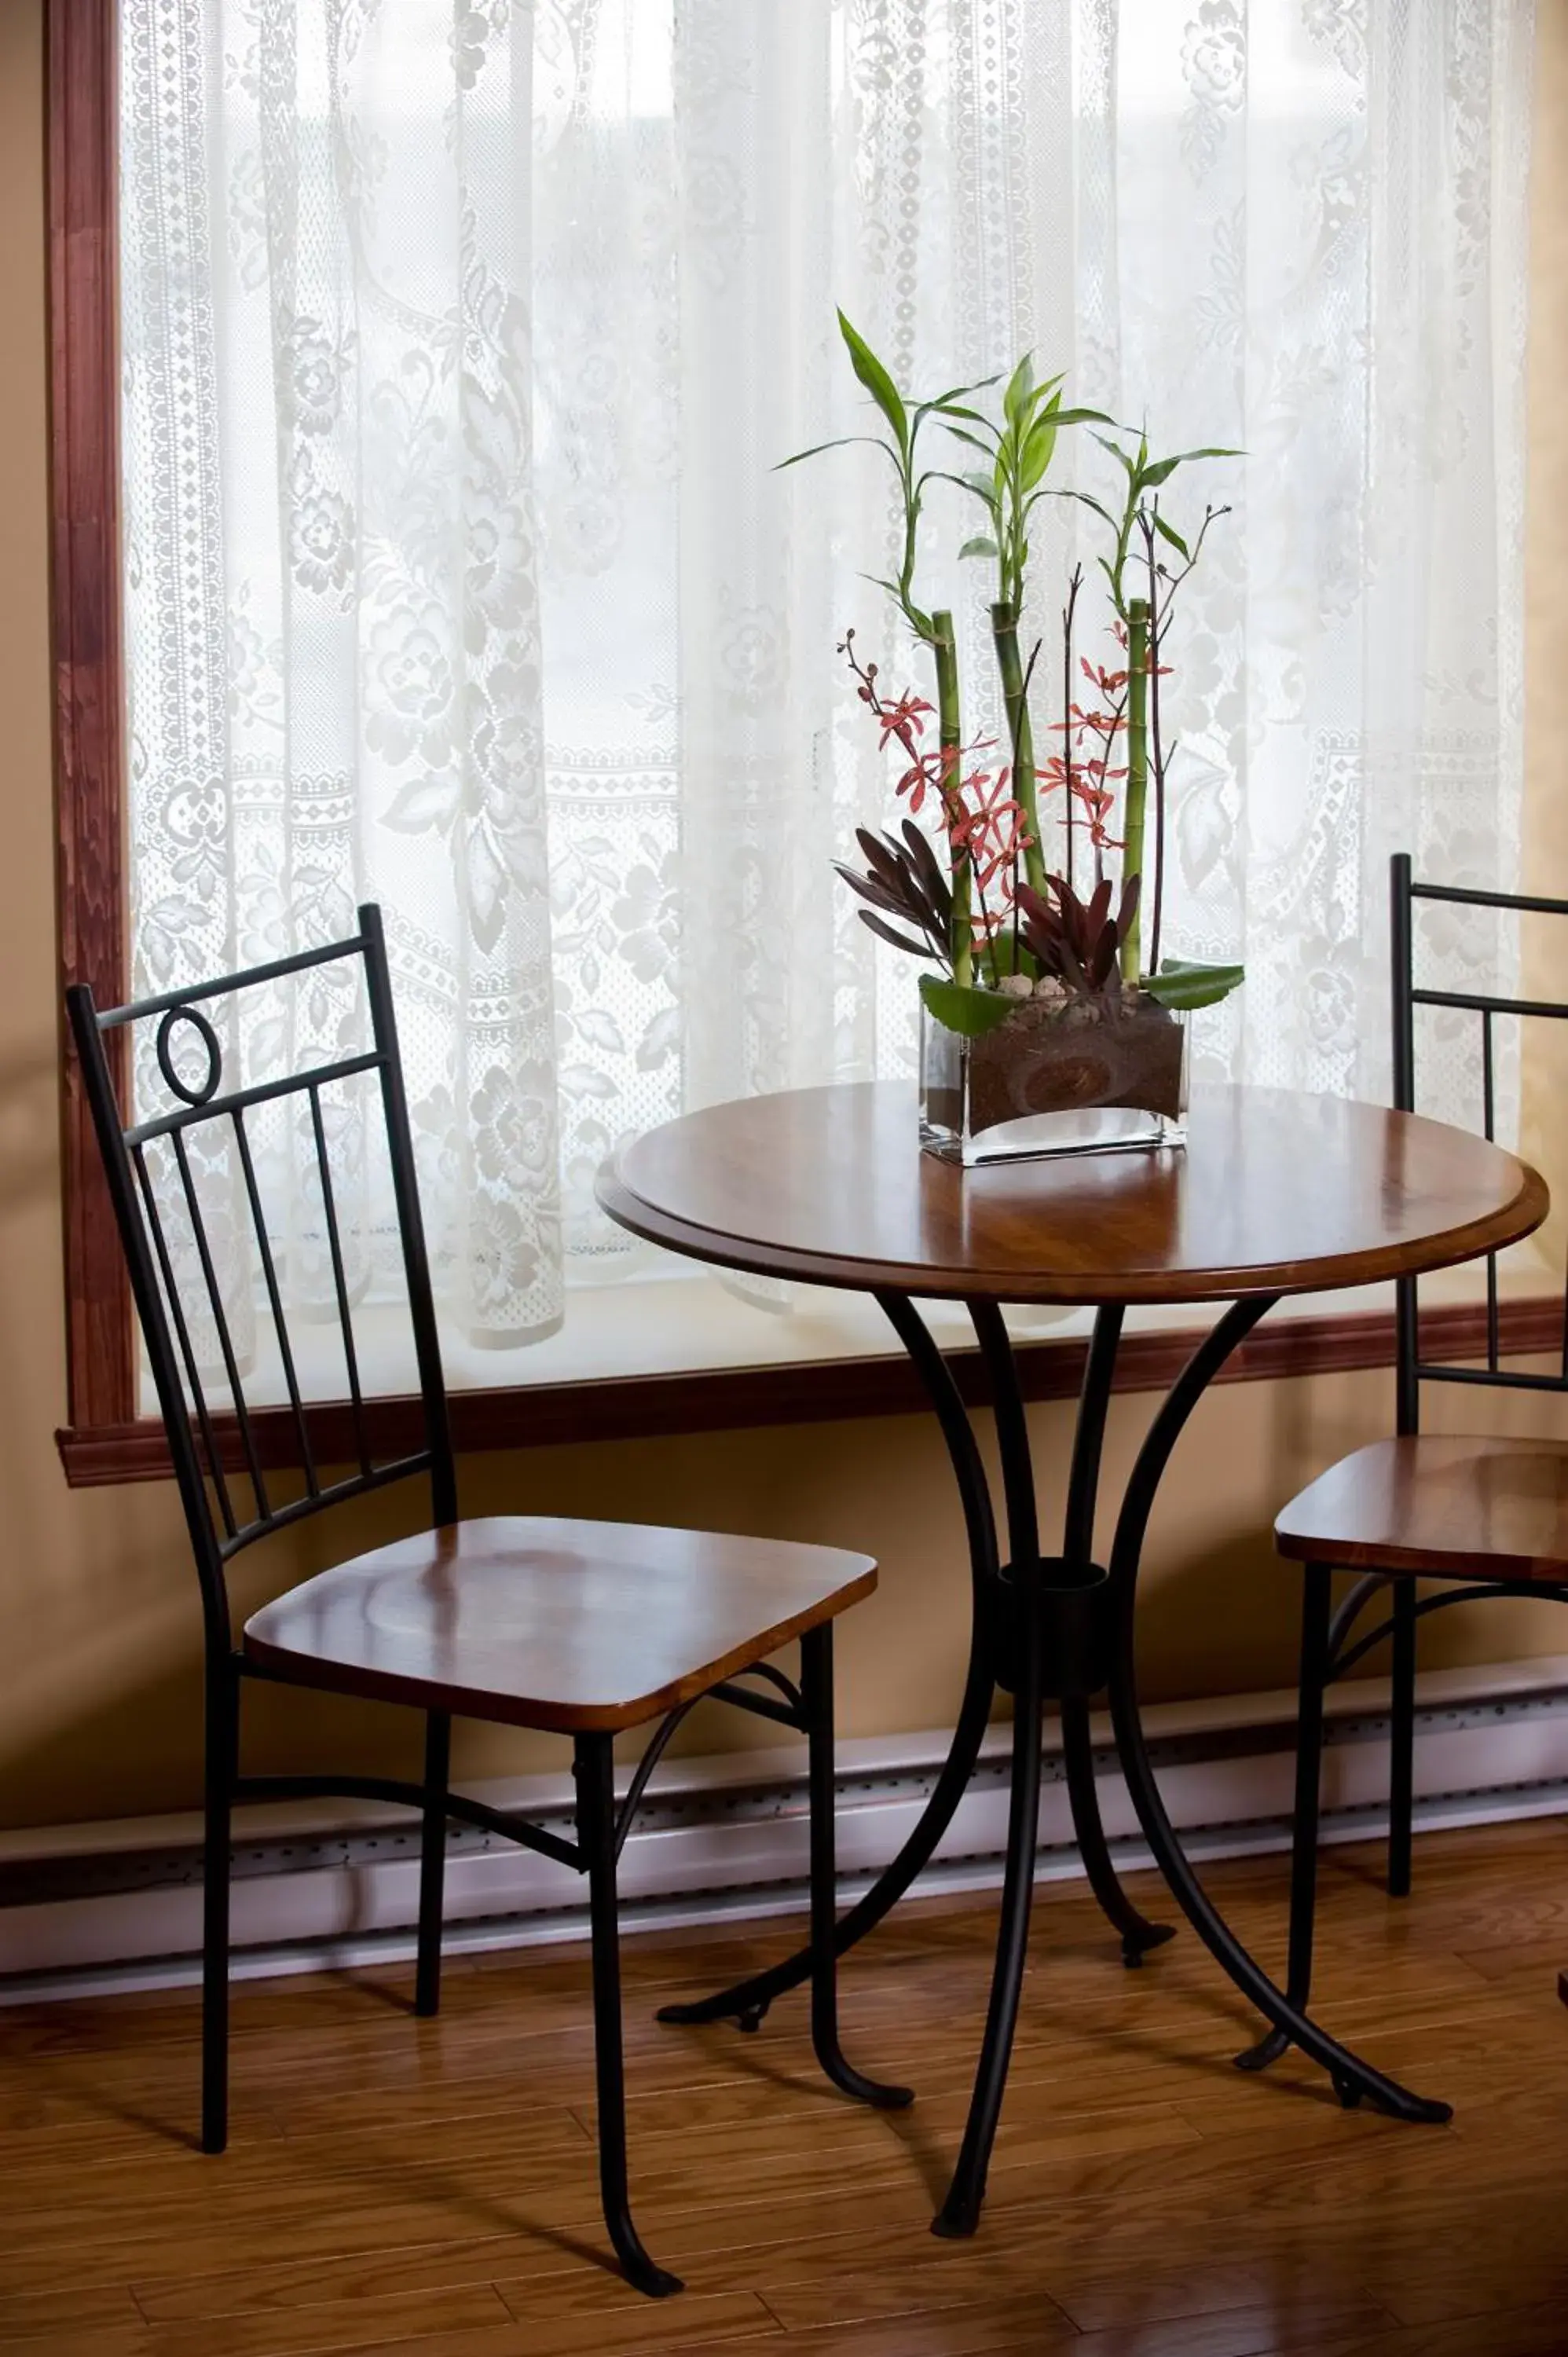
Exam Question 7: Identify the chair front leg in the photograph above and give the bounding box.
[800,1625,914,2111]
[415,1708,452,2018]
[201,1655,239,2155]
[1236,1559,1331,2075]
[1388,1577,1417,1897]
[573,1732,682,2298]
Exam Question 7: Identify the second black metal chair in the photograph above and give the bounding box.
[67,907,910,2298]
[1244,853,1568,2081]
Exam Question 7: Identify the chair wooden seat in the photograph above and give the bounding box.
[1276,1435,1568,1585]
[244,1516,876,1732]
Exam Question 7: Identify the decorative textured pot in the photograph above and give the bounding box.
[919,987,1188,1165]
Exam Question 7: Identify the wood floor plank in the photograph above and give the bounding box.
[1,1824,1566,2354]
[0,2285,145,2345]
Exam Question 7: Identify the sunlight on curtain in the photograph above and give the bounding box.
[119,0,1537,1384]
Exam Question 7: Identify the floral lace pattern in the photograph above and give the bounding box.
[120,0,1534,1371]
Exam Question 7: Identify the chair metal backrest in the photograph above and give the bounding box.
[1390,851,1568,1435]
[66,905,456,1655]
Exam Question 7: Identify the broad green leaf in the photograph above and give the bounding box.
[1151,511,1190,560]
[774,434,899,473]
[1002,351,1035,429]
[837,309,910,456]
[932,404,998,432]
[958,535,1000,562]
[920,975,1020,1037]
[1092,432,1137,478]
[985,933,1036,980]
[1141,959,1246,1010]
[1041,407,1118,429]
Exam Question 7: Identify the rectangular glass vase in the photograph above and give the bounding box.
[919,990,1189,1166]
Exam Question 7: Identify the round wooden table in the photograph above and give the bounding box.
[598,1080,1548,2237]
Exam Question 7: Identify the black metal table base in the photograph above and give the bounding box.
[658,1288,1452,2236]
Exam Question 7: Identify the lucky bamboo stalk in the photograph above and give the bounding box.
[1145,539,1167,978]
[930,609,973,988]
[990,600,1047,896]
[1120,595,1150,984]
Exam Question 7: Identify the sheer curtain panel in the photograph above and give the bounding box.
[119,0,1537,1382]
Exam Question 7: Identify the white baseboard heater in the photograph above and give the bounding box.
[3,1653,1567,2002]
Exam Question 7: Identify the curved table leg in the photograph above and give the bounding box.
[1106,1296,1451,2125]
[1057,1305,1175,1968]
[936,1299,1174,2234]
[934,1582,1045,2238]
[658,1292,1000,2032]
[1060,1694,1173,1966]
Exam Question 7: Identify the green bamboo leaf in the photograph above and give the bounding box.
[1002,352,1035,429]
[919,471,1000,523]
[1141,446,1243,488]
[1023,373,1067,413]
[1152,511,1190,560]
[914,375,1000,427]
[958,535,1000,562]
[919,975,1020,1037]
[1020,414,1058,491]
[942,424,1000,460]
[774,434,899,473]
[1046,487,1117,529]
[1092,432,1138,478]
[837,309,909,457]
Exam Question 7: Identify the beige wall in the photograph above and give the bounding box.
[1,5,1566,1838]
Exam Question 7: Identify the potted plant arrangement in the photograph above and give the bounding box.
[786,314,1243,1163]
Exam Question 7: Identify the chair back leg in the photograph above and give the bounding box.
[1388,1578,1418,1897]
[201,1659,237,2155]
[415,1709,452,2018]
[1237,1559,1331,2075]
[801,1625,913,2111]
[573,1733,682,2299]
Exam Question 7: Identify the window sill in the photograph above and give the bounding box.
[55,1255,1565,1487]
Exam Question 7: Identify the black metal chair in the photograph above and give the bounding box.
[66,907,910,2297]
[1242,852,1568,2081]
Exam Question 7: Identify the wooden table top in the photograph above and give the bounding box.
[597,1082,1548,1307]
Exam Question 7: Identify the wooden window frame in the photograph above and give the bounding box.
[46,0,1558,1488]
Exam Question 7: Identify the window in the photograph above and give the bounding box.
[52,0,1543,1477]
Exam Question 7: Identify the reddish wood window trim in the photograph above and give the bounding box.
[53,1298,1565,1488]
[44,5,1564,1490]
[50,0,136,1442]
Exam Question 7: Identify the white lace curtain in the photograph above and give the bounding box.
[121,0,1536,1356]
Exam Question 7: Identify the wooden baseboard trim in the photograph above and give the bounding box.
[53,1294,1565,1487]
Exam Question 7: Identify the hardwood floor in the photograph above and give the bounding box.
[1,1818,1566,2355]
